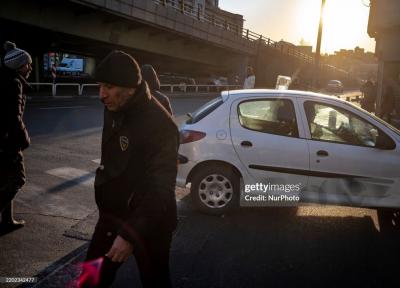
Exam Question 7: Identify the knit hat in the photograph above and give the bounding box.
[3,41,32,70]
[95,50,142,88]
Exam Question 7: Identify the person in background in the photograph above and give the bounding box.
[0,41,32,234]
[141,64,172,115]
[380,78,396,124]
[360,79,376,113]
[243,66,256,89]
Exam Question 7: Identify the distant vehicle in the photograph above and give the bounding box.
[177,89,400,215]
[159,74,196,85]
[207,77,229,92]
[159,74,196,92]
[209,77,228,86]
[275,75,291,90]
[56,58,84,75]
[326,80,344,93]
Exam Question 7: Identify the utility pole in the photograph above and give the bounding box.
[314,0,326,90]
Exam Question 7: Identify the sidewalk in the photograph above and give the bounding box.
[16,187,191,288]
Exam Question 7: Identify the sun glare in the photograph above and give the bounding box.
[322,0,369,53]
[297,0,371,53]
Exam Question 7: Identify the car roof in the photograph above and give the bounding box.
[221,89,342,102]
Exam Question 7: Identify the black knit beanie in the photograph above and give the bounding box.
[95,50,142,88]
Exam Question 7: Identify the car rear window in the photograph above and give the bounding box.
[186,96,224,124]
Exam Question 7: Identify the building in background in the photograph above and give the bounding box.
[323,47,377,82]
[368,0,400,115]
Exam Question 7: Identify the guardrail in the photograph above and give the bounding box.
[151,0,346,73]
[28,83,242,97]
[80,83,100,96]
[54,83,81,98]
[29,82,55,96]
[160,84,241,93]
[152,1,314,62]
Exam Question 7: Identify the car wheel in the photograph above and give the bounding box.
[191,164,239,215]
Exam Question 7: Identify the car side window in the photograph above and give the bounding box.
[238,99,299,137]
[304,101,380,147]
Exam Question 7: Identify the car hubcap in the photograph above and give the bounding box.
[198,174,233,209]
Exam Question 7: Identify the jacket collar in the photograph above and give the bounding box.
[109,81,151,119]
[104,81,151,134]
[120,81,151,114]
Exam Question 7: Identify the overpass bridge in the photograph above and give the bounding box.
[0,0,349,87]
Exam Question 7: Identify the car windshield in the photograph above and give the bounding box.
[187,96,224,124]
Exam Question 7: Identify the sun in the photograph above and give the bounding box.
[322,0,369,53]
[297,0,371,53]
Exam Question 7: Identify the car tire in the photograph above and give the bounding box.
[191,164,240,215]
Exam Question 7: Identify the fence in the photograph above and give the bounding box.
[160,84,241,93]
[27,83,241,97]
[151,0,347,74]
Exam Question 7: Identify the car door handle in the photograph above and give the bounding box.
[316,150,329,157]
[241,141,253,147]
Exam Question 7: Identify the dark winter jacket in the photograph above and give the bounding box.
[94,81,179,245]
[381,85,395,117]
[141,64,173,115]
[0,66,30,154]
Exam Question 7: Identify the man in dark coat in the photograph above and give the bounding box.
[360,79,376,113]
[81,51,178,288]
[0,41,32,233]
[380,78,397,123]
[141,64,173,115]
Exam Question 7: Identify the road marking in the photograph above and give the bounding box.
[46,166,189,201]
[46,167,95,187]
[39,106,87,110]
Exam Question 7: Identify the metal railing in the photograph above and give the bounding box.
[28,83,241,97]
[160,84,241,93]
[54,83,81,98]
[80,0,347,75]
[29,82,55,96]
[151,0,347,74]
[152,0,314,62]
[80,84,101,96]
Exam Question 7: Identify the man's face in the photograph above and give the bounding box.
[99,82,135,112]
[18,63,32,79]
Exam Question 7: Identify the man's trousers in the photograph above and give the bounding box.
[82,216,173,288]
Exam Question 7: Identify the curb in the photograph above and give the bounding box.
[18,243,89,288]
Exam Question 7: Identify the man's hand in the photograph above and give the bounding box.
[106,235,133,262]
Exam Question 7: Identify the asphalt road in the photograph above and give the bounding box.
[1,92,399,288]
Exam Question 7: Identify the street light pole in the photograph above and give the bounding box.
[314,0,326,90]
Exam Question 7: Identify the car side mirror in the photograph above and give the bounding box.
[375,132,396,150]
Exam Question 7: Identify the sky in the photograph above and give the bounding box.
[218,0,376,54]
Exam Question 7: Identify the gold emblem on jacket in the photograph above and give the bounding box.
[120,136,129,151]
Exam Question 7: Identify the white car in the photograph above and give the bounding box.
[177,89,400,215]
[326,80,344,93]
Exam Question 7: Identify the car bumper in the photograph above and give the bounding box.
[176,159,197,188]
